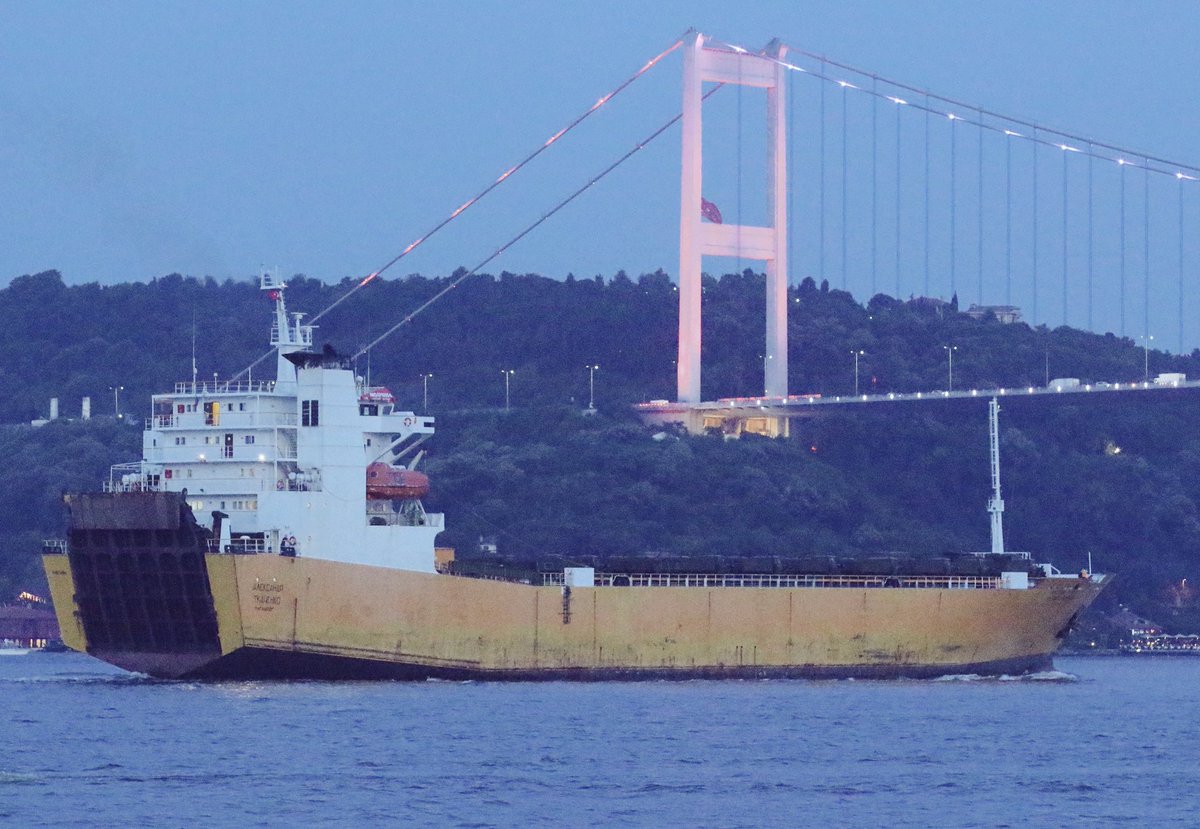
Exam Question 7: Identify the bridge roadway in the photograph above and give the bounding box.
[634,375,1198,436]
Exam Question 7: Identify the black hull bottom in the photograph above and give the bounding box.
[91,646,1055,682]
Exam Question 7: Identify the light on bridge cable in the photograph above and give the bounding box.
[888,96,907,105]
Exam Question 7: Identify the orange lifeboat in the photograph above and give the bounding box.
[366,462,430,500]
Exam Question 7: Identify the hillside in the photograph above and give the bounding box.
[3,268,1199,630]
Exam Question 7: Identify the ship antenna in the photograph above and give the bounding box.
[988,397,1005,554]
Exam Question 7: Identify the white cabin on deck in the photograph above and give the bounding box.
[112,272,444,572]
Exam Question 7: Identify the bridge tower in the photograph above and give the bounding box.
[677,32,789,403]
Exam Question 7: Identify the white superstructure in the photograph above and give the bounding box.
[108,273,443,571]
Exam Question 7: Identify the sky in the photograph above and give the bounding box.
[2,1,1199,347]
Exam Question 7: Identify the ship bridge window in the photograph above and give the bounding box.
[175,437,186,446]
[302,400,319,426]
[360,403,378,416]
[244,435,255,445]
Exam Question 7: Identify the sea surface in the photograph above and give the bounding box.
[1,652,1197,828]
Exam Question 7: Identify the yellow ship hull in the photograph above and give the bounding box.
[44,552,1105,680]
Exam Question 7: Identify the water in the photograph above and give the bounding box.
[1,653,1196,828]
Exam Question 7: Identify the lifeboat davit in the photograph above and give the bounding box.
[366,462,430,500]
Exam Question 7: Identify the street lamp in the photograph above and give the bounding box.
[419,373,433,412]
[500,369,515,410]
[943,345,958,392]
[850,350,865,396]
[587,364,600,409]
[1141,334,1154,382]
[109,385,124,419]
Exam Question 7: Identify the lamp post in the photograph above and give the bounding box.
[501,369,515,410]
[587,364,600,409]
[109,385,124,419]
[851,350,865,396]
[1141,334,1154,382]
[420,373,433,412]
[943,345,958,392]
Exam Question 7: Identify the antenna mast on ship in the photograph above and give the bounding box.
[988,397,1005,554]
[260,270,313,394]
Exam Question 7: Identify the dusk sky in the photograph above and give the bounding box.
[3,1,1198,347]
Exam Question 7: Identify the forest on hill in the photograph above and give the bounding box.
[3,267,1200,633]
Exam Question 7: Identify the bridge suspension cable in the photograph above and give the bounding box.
[704,34,1197,347]
[352,84,726,360]
[232,35,685,380]
[769,41,1200,181]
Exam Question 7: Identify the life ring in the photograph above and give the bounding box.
[285,535,297,546]
[403,416,413,426]
[276,480,284,490]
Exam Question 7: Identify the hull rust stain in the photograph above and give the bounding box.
[46,553,1104,680]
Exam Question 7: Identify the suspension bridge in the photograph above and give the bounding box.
[277,30,1200,434]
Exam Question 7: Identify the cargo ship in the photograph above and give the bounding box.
[43,275,1107,680]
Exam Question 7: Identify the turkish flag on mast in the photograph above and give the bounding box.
[700,197,723,224]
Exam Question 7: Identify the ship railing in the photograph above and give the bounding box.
[146,412,299,429]
[270,322,313,347]
[365,501,444,529]
[206,537,270,554]
[540,572,1002,590]
[104,462,165,493]
[42,539,68,555]
[172,380,276,396]
[279,476,321,492]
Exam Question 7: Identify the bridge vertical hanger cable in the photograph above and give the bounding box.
[1088,142,1094,331]
[1180,175,1186,353]
[1144,160,1151,341]
[950,113,957,300]
[819,57,826,283]
[977,107,984,306]
[737,56,743,279]
[1120,160,1127,336]
[777,41,1200,181]
[1006,131,1012,305]
[895,94,902,297]
[1062,146,1069,326]
[871,76,878,297]
[758,39,1200,350]
[923,93,930,297]
[788,70,795,290]
[841,82,848,289]
[1032,126,1039,325]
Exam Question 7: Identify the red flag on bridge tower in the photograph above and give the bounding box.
[700,197,723,224]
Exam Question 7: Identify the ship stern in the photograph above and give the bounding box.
[46,491,239,678]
